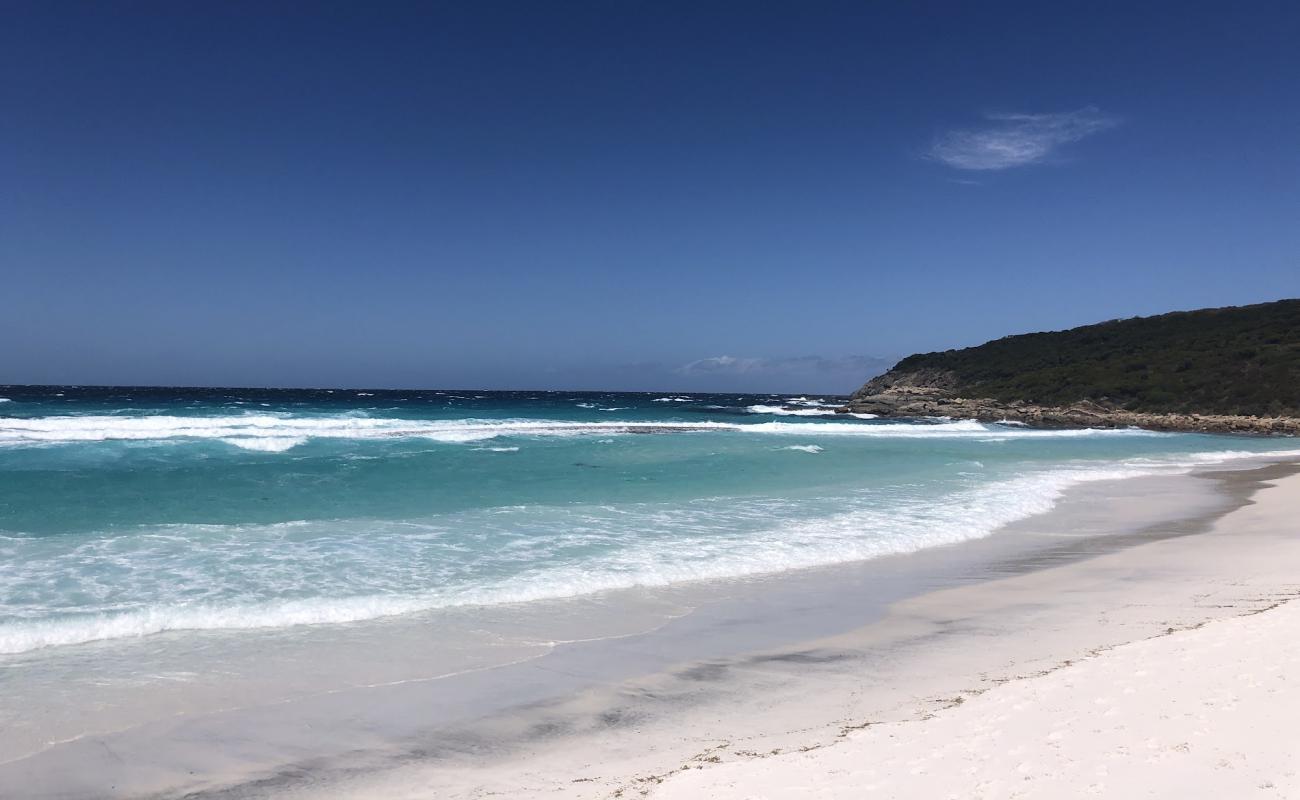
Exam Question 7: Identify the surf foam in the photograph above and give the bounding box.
[746,404,841,417]
[2,447,1292,654]
[0,414,1173,451]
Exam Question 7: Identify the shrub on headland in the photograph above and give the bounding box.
[888,300,1300,417]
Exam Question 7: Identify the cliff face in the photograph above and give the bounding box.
[843,300,1300,435]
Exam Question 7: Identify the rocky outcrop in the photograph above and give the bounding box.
[845,301,1300,435]
[841,375,1300,436]
[854,368,962,396]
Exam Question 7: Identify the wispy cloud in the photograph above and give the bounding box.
[675,354,893,378]
[928,107,1119,171]
[516,355,897,393]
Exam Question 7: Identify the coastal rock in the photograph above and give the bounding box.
[839,383,1300,436]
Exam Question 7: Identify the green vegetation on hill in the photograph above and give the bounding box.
[889,300,1300,417]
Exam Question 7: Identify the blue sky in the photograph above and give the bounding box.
[2,1,1297,393]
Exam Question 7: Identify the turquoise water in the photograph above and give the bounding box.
[1,386,1296,655]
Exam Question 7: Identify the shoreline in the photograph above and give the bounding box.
[656,462,1300,798]
[290,460,1300,800]
[841,389,1300,435]
[3,457,1297,798]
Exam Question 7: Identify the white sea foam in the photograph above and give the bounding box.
[782,397,838,408]
[0,413,1181,451]
[0,596,447,653]
[742,420,1168,439]
[5,446,1291,654]
[781,445,824,453]
[0,415,730,449]
[746,404,841,417]
[0,398,12,403]
[220,436,309,452]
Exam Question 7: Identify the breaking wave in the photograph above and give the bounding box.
[0,413,1175,451]
[3,446,1291,654]
[746,404,841,417]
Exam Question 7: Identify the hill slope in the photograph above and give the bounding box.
[847,300,1300,432]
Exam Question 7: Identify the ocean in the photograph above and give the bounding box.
[1,385,1297,658]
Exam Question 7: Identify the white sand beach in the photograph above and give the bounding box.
[657,468,1300,799]
[661,602,1300,798]
[661,548,1300,798]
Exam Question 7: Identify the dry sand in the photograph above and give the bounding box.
[663,601,1300,798]
[656,468,1300,799]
